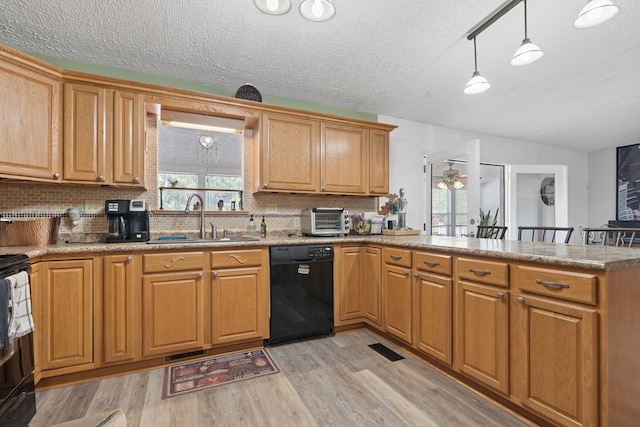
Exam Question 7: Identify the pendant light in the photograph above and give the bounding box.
[299,0,336,22]
[574,0,619,29]
[464,37,490,95]
[510,0,544,66]
[254,0,291,16]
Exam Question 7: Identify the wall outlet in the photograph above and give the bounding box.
[293,216,301,228]
[85,200,104,214]
[266,204,278,214]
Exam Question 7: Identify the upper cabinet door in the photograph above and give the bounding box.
[0,55,62,181]
[259,112,319,192]
[112,90,145,187]
[63,83,111,183]
[321,122,368,195]
[369,129,389,195]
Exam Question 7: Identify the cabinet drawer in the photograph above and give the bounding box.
[143,252,204,273]
[514,265,597,305]
[384,247,412,268]
[457,257,508,287]
[414,252,452,276]
[211,249,264,269]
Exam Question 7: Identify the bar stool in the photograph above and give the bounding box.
[517,226,574,243]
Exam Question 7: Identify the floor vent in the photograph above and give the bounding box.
[368,343,405,361]
[164,350,206,363]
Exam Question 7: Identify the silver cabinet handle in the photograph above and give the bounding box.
[322,186,326,191]
[497,292,505,299]
[97,174,105,182]
[198,272,203,278]
[132,176,140,184]
[212,271,218,278]
[263,182,268,188]
[370,188,375,192]
[468,268,491,276]
[403,270,409,277]
[414,272,419,278]
[535,279,570,289]
[423,261,440,267]
[517,296,525,304]
[53,172,60,179]
[125,256,132,263]
[391,255,403,260]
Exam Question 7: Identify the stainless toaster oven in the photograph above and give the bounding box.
[301,208,350,236]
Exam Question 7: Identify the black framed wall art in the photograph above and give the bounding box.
[616,143,640,221]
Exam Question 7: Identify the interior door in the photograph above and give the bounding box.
[423,140,480,236]
[505,165,568,241]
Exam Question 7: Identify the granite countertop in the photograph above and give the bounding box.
[1,234,640,271]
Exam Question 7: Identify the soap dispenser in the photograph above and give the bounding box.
[247,214,258,237]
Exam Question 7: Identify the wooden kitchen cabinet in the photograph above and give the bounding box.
[511,265,598,427]
[338,246,365,322]
[0,47,62,182]
[103,254,139,365]
[413,251,453,365]
[368,129,389,195]
[254,111,395,196]
[38,258,95,372]
[363,246,382,326]
[257,112,319,192]
[63,83,145,186]
[141,252,206,357]
[210,249,268,345]
[382,247,413,344]
[320,122,368,194]
[454,257,510,395]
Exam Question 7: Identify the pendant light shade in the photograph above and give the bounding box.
[299,0,336,22]
[465,71,491,95]
[511,0,543,67]
[464,38,490,95]
[574,0,619,28]
[511,38,544,66]
[254,0,291,16]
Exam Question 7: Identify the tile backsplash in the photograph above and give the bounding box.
[0,114,379,242]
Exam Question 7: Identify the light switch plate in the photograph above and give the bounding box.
[85,200,103,214]
[266,204,278,214]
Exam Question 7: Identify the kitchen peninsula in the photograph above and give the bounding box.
[3,235,639,427]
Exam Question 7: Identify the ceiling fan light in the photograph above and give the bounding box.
[299,0,336,22]
[453,180,465,190]
[254,0,291,15]
[574,0,619,28]
[464,71,491,95]
[511,38,544,66]
[437,180,448,190]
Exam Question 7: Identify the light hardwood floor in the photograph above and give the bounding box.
[30,329,531,426]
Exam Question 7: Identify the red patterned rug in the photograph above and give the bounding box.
[162,348,279,398]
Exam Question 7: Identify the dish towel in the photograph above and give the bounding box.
[0,278,9,349]
[7,271,35,339]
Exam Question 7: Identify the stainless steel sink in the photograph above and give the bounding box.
[146,236,259,244]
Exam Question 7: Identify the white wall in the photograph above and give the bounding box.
[380,115,589,242]
[588,145,617,227]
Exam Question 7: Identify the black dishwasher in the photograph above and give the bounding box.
[266,245,334,345]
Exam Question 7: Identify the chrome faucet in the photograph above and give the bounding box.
[185,193,205,239]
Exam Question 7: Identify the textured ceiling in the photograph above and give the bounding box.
[1,0,638,152]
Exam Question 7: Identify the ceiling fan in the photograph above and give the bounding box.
[433,162,467,189]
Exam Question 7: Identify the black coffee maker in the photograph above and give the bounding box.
[106,199,150,243]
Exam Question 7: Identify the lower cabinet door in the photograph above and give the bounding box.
[454,280,509,395]
[40,259,94,371]
[512,294,598,427]
[383,264,413,344]
[211,266,266,344]
[103,254,139,364]
[414,272,452,365]
[142,271,205,357]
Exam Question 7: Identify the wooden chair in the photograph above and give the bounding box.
[476,225,507,239]
[580,225,639,247]
[517,226,574,244]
